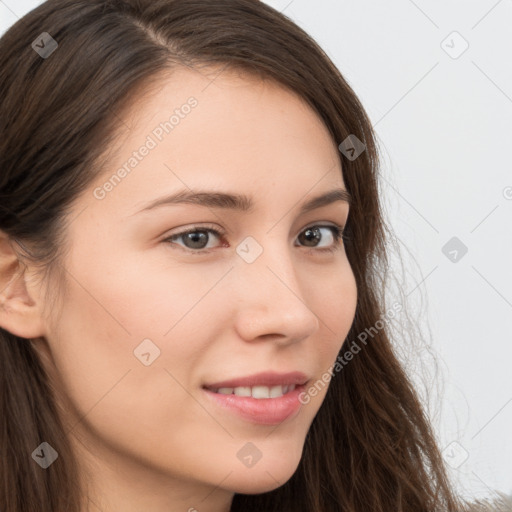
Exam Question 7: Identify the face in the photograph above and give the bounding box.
[30,66,357,510]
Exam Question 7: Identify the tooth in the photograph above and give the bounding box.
[251,385,270,399]
[214,384,294,398]
[269,385,284,398]
[233,386,252,397]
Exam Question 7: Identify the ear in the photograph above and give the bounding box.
[0,230,47,339]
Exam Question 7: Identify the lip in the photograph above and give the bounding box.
[202,383,307,425]
[203,371,309,390]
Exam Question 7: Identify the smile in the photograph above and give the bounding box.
[209,384,297,399]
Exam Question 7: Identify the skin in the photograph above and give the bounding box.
[0,66,357,512]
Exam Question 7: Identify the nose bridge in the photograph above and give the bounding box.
[232,231,319,341]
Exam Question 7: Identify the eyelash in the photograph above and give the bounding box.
[162,223,349,256]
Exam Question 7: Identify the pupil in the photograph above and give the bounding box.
[301,227,320,247]
[185,231,208,249]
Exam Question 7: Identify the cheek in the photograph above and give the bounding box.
[45,253,216,449]
[96,248,227,336]
[313,261,358,357]
[44,272,230,483]
[302,263,357,406]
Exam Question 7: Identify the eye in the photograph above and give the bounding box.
[162,223,348,255]
[295,224,347,254]
[162,224,225,254]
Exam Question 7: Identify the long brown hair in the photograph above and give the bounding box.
[0,1,465,510]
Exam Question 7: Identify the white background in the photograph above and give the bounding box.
[1,0,511,501]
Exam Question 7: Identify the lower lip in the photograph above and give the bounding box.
[202,384,306,425]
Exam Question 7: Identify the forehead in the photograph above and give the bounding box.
[84,65,345,216]
[116,65,338,160]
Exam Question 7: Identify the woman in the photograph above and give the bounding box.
[0,0,505,510]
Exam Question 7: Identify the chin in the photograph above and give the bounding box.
[223,455,302,495]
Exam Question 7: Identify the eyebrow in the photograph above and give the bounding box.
[131,187,352,216]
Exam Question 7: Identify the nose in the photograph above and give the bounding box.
[230,238,320,346]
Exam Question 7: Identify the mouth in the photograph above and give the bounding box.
[202,383,300,399]
[201,372,310,425]
[202,370,309,393]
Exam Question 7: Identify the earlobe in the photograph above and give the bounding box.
[0,232,46,340]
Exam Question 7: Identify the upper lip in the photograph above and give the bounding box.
[203,371,309,389]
